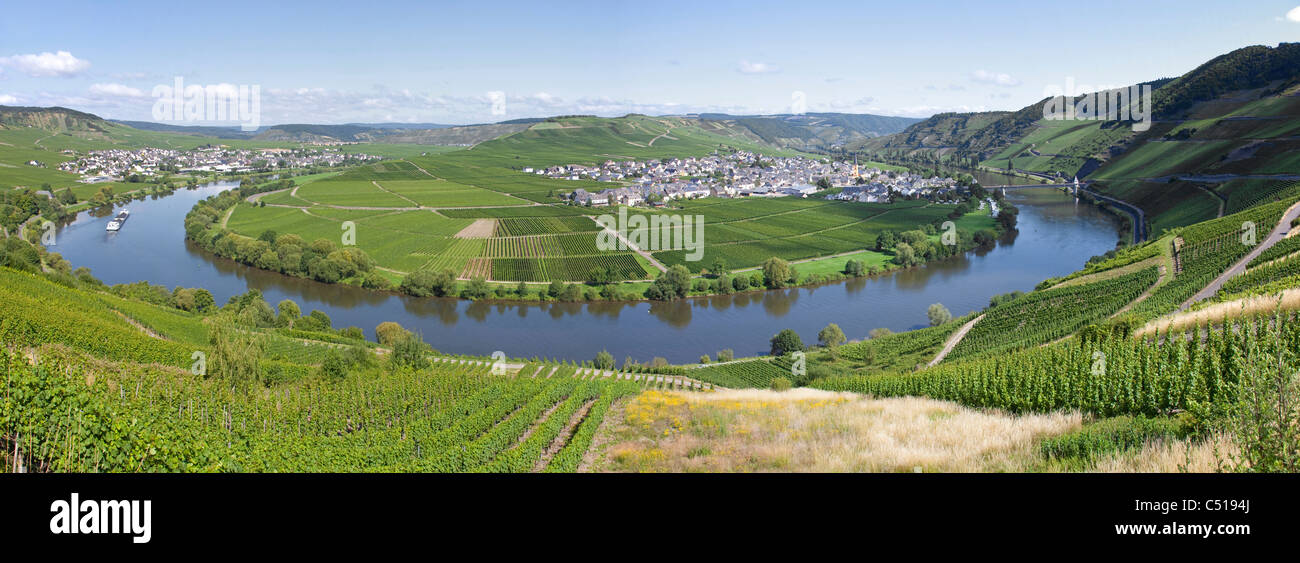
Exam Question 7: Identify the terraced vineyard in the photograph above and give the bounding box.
[1221,252,1300,296]
[1128,197,1297,318]
[817,312,1300,418]
[947,267,1159,360]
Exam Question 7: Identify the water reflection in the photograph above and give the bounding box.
[47,176,1119,363]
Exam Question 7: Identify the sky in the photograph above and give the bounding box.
[1,0,1298,126]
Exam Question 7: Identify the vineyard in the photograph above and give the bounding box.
[816,312,1300,418]
[690,359,790,388]
[1246,233,1300,268]
[947,267,1159,360]
[0,347,652,472]
[1220,251,1300,296]
[489,254,648,282]
[0,268,195,367]
[835,319,965,373]
[1126,197,1298,319]
[494,216,600,236]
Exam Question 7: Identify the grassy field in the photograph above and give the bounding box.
[219,115,993,284]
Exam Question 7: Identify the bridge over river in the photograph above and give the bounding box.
[983,182,1147,243]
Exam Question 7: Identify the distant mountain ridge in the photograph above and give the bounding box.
[693,112,921,151]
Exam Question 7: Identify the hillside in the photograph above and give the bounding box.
[0,105,113,133]
[855,43,1300,237]
[697,112,922,151]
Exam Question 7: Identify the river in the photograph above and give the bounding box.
[45,177,1119,363]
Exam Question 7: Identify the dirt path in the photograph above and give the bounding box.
[1112,265,1167,317]
[219,204,237,228]
[371,181,422,207]
[1180,200,1300,310]
[404,159,439,178]
[928,314,983,367]
[534,397,598,472]
[114,311,166,340]
[646,128,676,147]
[590,216,668,273]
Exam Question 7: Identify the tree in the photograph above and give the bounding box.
[208,321,264,392]
[875,230,896,251]
[388,333,430,371]
[375,321,411,347]
[818,323,846,348]
[594,350,614,370]
[770,377,792,391]
[762,257,792,289]
[276,299,301,328]
[927,303,953,326]
[587,266,612,284]
[192,289,215,313]
[401,269,456,297]
[547,280,565,299]
[717,349,734,362]
[320,349,348,380]
[868,327,894,339]
[770,329,804,356]
[709,257,728,277]
[462,277,490,299]
[651,264,691,299]
[844,259,866,276]
[893,242,916,266]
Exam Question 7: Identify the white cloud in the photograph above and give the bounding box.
[0,51,91,77]
[0,94,18,104]
[1287,6,1300,21]
[89,83,145,98]
[738,60,779,74]
[970,69,1020,87]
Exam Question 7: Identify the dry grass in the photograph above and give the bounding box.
[1091,434,1239,473]
[595,389,1082,473]
[1135,289,1300,338]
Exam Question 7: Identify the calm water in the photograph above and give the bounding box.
[47,179,1118,363]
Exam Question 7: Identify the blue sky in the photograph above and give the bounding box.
[1,0,1298,125]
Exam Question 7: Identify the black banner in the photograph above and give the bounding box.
[0,473,1285,552]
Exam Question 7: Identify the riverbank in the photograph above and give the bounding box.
[44,182,1118,363]
[185,178,1013,304]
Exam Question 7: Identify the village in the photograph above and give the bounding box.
[534,150,964,207]
[55,146,382,182]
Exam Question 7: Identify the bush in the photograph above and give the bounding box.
[593,349,614,370]
[770,329,804,356]
[818,323,846,348]
[388,333,430,371]
[927,303,952,326]
[770,377,792,391]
